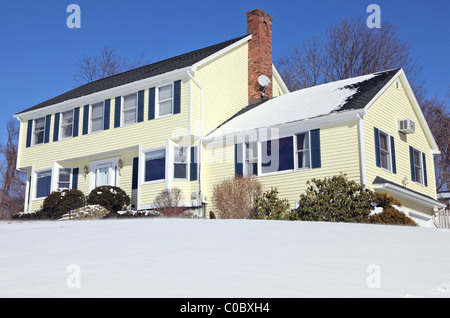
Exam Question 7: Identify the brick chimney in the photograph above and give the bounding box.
[246,9,273,105]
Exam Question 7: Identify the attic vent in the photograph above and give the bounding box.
[398,119,415,134]
[395,80,400,89]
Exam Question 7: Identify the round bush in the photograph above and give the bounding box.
[87,186,130,214]
[41,189,85,219]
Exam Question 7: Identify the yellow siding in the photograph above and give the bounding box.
[363,77,437,200]
[202,121,361,212]
[193,41,249,136]
[272,71,287,98]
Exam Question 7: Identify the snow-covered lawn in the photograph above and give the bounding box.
[1,218,449,298]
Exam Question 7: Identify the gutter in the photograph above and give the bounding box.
[186,69,205,217]
[356,113,367,186]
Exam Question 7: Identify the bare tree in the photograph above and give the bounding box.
[277,16,422,91]
[73,46,150,87]
[0,119,26,219]
[421,95,449,192]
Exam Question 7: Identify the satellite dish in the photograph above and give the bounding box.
[257,75,271,87]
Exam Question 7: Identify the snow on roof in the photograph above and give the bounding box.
[208,69,400,138]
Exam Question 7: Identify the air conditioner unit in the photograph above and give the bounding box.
[398,119,415,134]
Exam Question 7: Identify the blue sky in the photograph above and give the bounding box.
[0,0,448,139]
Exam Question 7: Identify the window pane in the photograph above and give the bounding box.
[159,100,172,116]
[59,168,71,182]
[380,152,389,169]
[413,150,421,166]
[62,111,73,125]
[415,167,422,183]
[297,150,310,169]
[262,137,294,173]
[61,123,73,138]
[34,130,44,144]
[92,103,103,118]
[124,94,137,110]
[58,182,70,189]
[123,109,136,125]
[35,118,45,130]
[145,150,166,182]
[91,117,103,132]
[36,170,51,198]
[159,85,172,101]
[246,142,257,160]
[174,147,187,163]
[174,163,187,179]
[296,133,309,151]
[379,133,388,151]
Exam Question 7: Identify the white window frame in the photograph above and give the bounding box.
[31,168,53,200]
[32,117,46,146]
[142,147,167,185]
[59,109,74,140]
[156,83,174,119]
[121,92,138,127]
[90,101,104,134]
[412,147,425,186]
[173,145,189,181]
[57,167,73,190]
[294,131,311,171]
[378,129,392,173]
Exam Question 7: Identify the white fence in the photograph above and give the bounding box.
[434,210,450,229]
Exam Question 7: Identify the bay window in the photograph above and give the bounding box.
[174,146,188,179]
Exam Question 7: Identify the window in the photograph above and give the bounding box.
[158,84,173,117]
[35,170,52,198]
[174,146,188,179]
[413,149,423,185]
[58,168,72,189]
[245,142,258,176]
[123,93,137,125]
[91,102,104,132]
[379,131,391,171]
[60,110,74,139]
[261,136,294,174]
[145,149,166,182]
[295,132,310,169]
[33,117,46,145]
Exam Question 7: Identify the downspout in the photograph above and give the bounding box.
[356,113,367,187]
[187,69,204,217]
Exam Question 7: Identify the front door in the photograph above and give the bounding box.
[96,163,111,187]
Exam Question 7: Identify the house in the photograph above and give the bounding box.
[14,9,445,224]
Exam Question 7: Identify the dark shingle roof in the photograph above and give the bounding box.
[17,35,248,115]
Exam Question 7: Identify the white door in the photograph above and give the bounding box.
[96,163,111,187]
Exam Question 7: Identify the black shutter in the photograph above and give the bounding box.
[26,119,33,148]
[104,99,110,130]
[390,135,396,174]
[173,80,181,114]
[235,143,243,177]
[374,127,381,167]
[72,168,79,190]
[137,90,144,123]
[114,96,121,128]
[53,113,60,142]
[73,107,80,137]
[44,115,51,143]
[132,157,139,190]
[409,146,415,182]
[422,152,428,187]
[82,105,89,135]
[190,146,198,181]
[148,87,155,120]
[310,129,321,169]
